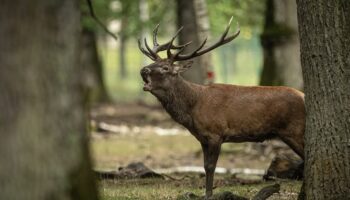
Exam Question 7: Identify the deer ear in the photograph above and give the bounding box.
[173,61,193,74]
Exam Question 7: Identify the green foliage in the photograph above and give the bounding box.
[207,0,266,35]
[81,0,176,39]
[113,0,140,38]
[119,0,177,39]
[81,0,267,102]
[81,0,114,31]
[101,41,262,102]
[146,0,176,36]
[81,0,266,38]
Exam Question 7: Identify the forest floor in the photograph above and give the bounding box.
[89,102,302,200]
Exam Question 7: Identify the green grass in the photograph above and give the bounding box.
[92,129,302,199]
[91,133,201,170]
[90,105,302,200]
[90,132,263,171]
[99,178,301,200]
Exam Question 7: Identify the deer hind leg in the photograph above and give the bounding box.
[201,142,221,199]
[279,126,305,160]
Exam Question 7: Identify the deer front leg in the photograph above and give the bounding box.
[201,142,221,199]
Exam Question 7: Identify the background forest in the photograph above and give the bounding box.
[83,0,301,104]
[84,1,305,197]
[1,0,349,200]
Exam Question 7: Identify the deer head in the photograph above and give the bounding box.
[139,17,240,94]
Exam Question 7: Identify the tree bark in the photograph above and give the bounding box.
[118,1,128,80]
[0,1,99,199]
[176,0,206,84]
[81,27,110,103]
[119,28,127,79]
[139,0,150,67]
[193,0,213,84]
[260,0,303,90]
[296,0,350,199]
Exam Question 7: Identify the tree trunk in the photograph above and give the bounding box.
[193,0,213,84]
[296,0,350,199]
[260,0,278,86]
[118,2,128,80]
[139,0,150,67]
[81,27,110,103]
[260,0,303,90]
[176,0,206,84]
[119,31,127,79]
[0,1,99,200]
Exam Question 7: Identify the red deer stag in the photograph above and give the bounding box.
[138,17,305,198]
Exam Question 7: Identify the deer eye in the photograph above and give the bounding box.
[162,66,169,71]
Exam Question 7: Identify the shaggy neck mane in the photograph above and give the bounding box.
[154,77,200,129]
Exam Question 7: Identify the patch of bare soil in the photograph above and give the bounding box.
[90,102,179,129]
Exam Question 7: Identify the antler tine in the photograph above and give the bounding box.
[175,17,240,61]
[156,40,192,52]
[138,38,156,61]
[166,45,173,59]
[172,42,191,59]
[153,24,160,47]
[166,26,184,58]
[173,26,184,40]
[150,25,191,54]
[184,37,207,58]
[177,41,193,49]
[144,38,161,60]
[223,22,240,41]
[221,16,233,40]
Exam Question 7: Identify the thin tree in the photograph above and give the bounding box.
[176,0,211,84]
[0,0,99,199]
[297,0,350,199]
[81,0,111,103]
[118,0,136,79]
[260,0,303,90]
[194,0,213,84]
[81,26,110,103]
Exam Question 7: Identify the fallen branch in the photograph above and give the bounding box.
[95,162,163,180]
[252,184,280,200]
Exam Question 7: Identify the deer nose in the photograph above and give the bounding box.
[140,67,151,75]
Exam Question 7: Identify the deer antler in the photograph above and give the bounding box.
[138,24,192,61]
[173,16,240,61]
[138,17,240,62]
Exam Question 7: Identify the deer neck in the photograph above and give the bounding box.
[153,77,200,128]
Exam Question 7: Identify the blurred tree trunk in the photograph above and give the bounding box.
[219,45,237,83]
[118,2,128,80]
[194,0,213,84]
[0,1,99,200]
[297,1,350,199]
[81,27,110,103]
[260,0,303,90]
[139,0,149,67]
[119,26,127,79]
[176,0,211,84]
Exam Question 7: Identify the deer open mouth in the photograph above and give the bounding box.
[142,76,152,91]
